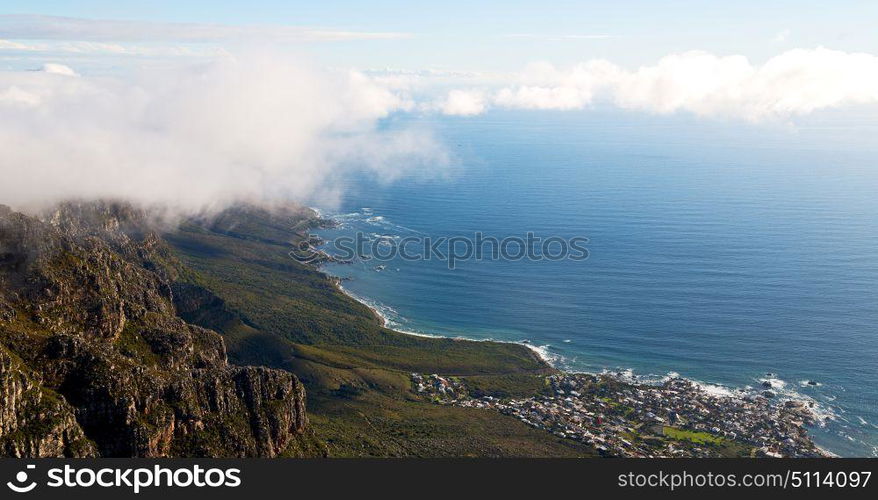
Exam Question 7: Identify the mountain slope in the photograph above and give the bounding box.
[166,204,597,457]
[0,202,317,457]
[1,200,595,457]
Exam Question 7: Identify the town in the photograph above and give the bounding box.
[411,372,830,458]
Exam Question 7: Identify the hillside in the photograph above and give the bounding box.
[0,202,318,457]
[166,204,597,457]
[0,200,595,457]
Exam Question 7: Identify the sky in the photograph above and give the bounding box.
[1,1,877,212]
[2,0,877,70]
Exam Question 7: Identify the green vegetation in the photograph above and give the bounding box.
[116,321,161,366]
[662,426,724,445]
[661,426,753,457]
[464,373,554,399]
[308,390,593,457]
[165,205,593,457]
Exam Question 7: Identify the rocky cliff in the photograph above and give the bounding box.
[0,202,311,457]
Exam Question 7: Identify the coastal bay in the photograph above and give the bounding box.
[313,111,878,457]
[327,273,830,457]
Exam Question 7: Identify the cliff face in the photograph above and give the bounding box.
[0,345,96,457]
[0,202,309,457]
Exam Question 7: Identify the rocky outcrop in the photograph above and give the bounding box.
[0,202,310,457]
[0,345,97,457]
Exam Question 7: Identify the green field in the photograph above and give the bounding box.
[662,426,725,445]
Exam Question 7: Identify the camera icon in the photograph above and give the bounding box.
[6,464,37,493]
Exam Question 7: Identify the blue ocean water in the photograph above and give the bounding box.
[315,110,878,457]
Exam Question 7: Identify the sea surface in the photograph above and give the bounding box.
[315,110,878,457]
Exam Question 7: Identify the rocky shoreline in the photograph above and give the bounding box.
[315,212,830,458]
[412,371,831,458]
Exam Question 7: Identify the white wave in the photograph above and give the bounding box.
[329,277,847,443]
[336,212,362,219]
[586,368,834,419]
[758,377,787,390]
[855,416,878,429]
[348,213,425,235]
[799,379,822,387]
[369,233,401,241]
[692,381,737,398]
[335,283,404,328]
[517,342,567,366]
[392,328,446,339]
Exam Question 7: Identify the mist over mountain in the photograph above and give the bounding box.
[0,52,448,214]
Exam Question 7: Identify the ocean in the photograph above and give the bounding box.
[314,110,878,457]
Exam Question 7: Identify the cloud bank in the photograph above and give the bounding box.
[440,48,878,121]
[3,45,877,213]
[0,15,410,43]
[0,38,225,57]
[435,89,487,116]
[0,53,445,213]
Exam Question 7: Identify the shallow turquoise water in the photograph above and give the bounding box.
[316,111,878,457]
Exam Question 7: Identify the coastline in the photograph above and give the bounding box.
[323,269,835,457]
[332,276,557,358]
[312,209,562,365]
[310,207,835,457]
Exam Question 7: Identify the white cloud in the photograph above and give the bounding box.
[560,35,613,40]
[0,15,410,43]
[774,30,791,43]
[3,45,876,214]
[436,89,487,116]
[494,85,590,110]
[0,38,225,57]
[41,63,78,76]
[503,33,612,41]
[0,52,446,213]
[0,39,30,50]
[479,48,878,121]
[0,86,41,106]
